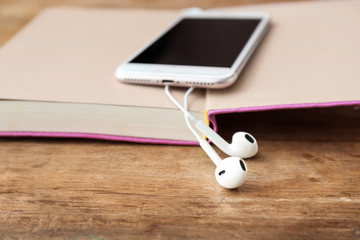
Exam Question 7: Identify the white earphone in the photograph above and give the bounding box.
[195,120,258,159]
[198,137,248,189]
[165,86,257,189]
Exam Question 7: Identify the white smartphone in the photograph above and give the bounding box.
[115,9,270,88]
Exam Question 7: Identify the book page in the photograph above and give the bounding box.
[0,7,206,112]
[206,0,360,111]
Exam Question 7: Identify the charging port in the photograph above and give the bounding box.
[162,80,175,84]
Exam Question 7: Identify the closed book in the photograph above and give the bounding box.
[0,0,359,144]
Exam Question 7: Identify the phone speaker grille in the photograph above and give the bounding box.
[185,81,215,86]
[123,78,152,83]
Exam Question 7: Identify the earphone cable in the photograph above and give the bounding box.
[183,87,203,141]
[164,85,202,141]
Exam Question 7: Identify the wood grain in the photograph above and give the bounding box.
[1,0,359,239]
[1,136,359,239]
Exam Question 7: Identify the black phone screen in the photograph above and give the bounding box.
[130,18,261,68]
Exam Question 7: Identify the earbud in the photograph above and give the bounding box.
[164,85,252,189]
[195,120,258,159]
[199,139,247,189]
[215,157,247,189]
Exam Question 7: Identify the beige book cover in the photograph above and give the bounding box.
[0,0,359,144]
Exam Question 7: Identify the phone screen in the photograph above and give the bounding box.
[130,18,261,68]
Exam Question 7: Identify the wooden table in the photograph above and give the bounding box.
[1,0,359,239]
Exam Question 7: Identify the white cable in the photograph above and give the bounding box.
[183,87,222,166]
[183,87,203,141]
[164,85,197,122]
[164,85,202,141]
[165,85,222,166]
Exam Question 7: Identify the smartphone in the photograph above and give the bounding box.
[115,9,270,88]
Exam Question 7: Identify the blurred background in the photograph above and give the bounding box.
[0,0,306,45]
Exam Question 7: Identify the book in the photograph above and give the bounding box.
[0,0,359,144]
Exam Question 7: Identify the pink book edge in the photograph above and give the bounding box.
[0,131,199,145]
[207,100,360,134]
[1,100,358,145]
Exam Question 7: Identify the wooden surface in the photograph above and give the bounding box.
[1,0,360,239]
